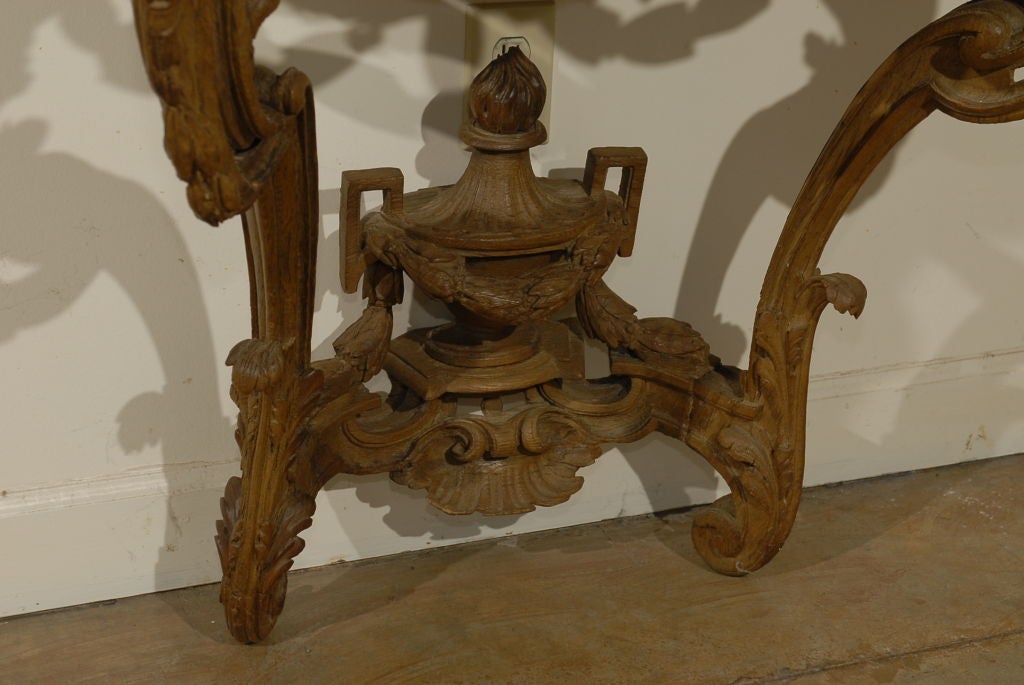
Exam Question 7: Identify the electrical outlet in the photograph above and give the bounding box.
[465,1,555,132]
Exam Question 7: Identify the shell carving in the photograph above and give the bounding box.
[393,408,602,515]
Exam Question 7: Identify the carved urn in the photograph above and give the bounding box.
[343,47,650,401]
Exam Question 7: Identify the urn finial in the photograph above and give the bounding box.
[468,46,547,135]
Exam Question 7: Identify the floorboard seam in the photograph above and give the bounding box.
[747,627,1024,683]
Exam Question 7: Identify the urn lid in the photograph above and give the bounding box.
[387,47,602,253]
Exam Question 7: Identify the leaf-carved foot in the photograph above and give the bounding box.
[215,338,324,643]
[690,424,789,576]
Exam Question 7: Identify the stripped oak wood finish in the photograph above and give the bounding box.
[132,0,1024,643]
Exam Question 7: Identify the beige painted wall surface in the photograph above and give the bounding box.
[2,0,1023,616]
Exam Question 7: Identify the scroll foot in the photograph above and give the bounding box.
[216,338,324,643]
[688,422,798,576]
[216,476,316,643]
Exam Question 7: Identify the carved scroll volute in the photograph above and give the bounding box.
[132,0,304,224]
[690,0,1024,576]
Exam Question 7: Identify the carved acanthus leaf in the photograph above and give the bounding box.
[217,335,325,643]
[215,476,243,584]
[691,422,781,576]
[216,476,316,643]
[802,271,867,319]
[226,338,286,393]
[576,278,637,349]
[331,305,394,383]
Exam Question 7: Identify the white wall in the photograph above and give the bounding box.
[3,0,1023,617]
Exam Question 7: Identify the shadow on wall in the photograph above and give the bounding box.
[675,0,939,364]
[0,2,142,104]
[0,0,233,616]
[283,0,772,185]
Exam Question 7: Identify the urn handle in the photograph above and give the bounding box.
[583,147,648,257]
[340,168,406,294]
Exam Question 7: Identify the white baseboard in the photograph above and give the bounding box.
[804,346,1024,485]
[4,348,1022,618]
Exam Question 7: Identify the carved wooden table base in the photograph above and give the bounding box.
[133,0,1024,643]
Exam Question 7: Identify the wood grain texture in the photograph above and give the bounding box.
[132,1,1024,642]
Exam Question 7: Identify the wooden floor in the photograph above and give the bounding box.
[4,455,1024,684]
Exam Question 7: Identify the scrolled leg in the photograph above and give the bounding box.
[684,0,1024,576]
[681,270,866,575]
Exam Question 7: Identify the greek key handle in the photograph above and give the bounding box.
[340,168,405,294]
[583,147,648,257]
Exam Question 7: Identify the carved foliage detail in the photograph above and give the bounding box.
[132,0,308,224]
[577,279,712,378]
[364,217,623,327]
[214,338,324,643]
[216,477,316,643]
[690,269,867,575]
[691,423,779,575]
[331,305,394,383]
